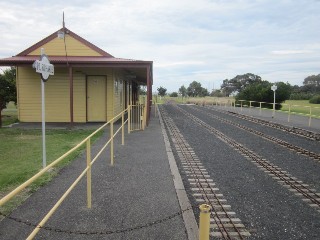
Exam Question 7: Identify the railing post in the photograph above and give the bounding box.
[86,138,92,208]
[272,101,275,118]
[288,104,291,122]
[128,105,131,134]
[259,102,262,116]
[144,99,147,129]
[122,111,124,145]
[110,119,114,166]
[249,101,252,114]
[309,106,312,127]
[199,204,212,240]
[241,101,243,112]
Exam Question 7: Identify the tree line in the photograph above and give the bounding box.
[0,67,16,127]
[157,73,320,106]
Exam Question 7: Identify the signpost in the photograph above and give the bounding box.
[32,48,54,168]
[271,85,277,118]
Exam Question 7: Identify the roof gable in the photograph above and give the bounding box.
[17,27,114,58]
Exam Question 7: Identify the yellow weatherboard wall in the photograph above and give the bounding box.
[72,72,86,122]
[17,67,70,122]
[17,66,131,123]
[28,34,102,56]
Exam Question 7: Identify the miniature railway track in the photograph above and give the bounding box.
[160,107,250,239]
[167,104,320,214]
[187,105,320,163]
[205,105,320,141]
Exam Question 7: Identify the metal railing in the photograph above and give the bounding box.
[0,107,135,239]
[208,99,320,127]
[128,104,145,132]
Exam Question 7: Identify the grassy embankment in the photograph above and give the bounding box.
[153,97,320,118]
[0,103,102,215]
[281,100,320,117]
[153,96,233,105]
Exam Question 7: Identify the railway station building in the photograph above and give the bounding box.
[0,26,153,124]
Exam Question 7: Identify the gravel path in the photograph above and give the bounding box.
[161,104,320,240]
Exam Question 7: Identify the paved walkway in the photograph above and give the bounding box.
[0,113,195,239]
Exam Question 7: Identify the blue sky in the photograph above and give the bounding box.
[0,0,319,92]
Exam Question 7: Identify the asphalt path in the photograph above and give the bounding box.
[0,116,188,240]
[161,104,320,240]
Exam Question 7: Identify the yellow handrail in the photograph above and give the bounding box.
[0,109,126,207]
[1,105,149,239]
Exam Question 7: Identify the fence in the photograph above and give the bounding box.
[128,104,146,132]
[0,102,213,240]
[0,105,148,239]
[205,99,320,128]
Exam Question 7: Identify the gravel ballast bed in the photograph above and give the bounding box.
[161,104,320,240]
[203,105,320,153]
[180,105,320,191]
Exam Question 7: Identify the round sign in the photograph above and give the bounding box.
[33,54,54,82]
[40,54,51,81]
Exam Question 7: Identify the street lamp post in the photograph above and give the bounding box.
[271,85,277,118]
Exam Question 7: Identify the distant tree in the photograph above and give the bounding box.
[169,92,178,97]
[187,81,208,97]
[276,82,292,101]
[157,86,167,97]
[221,73,262,96]
[210,89,224,97]
[0,67,16,127]
[235,81,291,109]
[187,81,202,97]
[178,85,187,97]
[303,74,320,86]
[200,88,209,97]
[139,86,146,95]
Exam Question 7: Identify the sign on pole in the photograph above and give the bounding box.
[32,48,54,168]
[33,54,54,81]
[271,85,277,118]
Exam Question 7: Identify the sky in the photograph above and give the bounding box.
[0,0,319,92]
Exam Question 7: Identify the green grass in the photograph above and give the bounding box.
[0,128,102,215]
[281,100,320,117]
[1,101,18,126]
[153,96,235,105]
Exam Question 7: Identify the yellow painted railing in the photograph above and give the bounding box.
[211,99,320,127]
[0,106,142,239]
[128,103,146,132]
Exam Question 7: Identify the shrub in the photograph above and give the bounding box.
[169,92,178,97]
[290,92,313,100]
[309,95,320,104]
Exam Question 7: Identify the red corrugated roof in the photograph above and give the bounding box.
[0,27,152,68]
[0,55,152,66]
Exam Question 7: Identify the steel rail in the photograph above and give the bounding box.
[175,105,320,210]
[189,105,320,162]
[207,105,320,141]
[160,106,246,239]
[160,109,233,239]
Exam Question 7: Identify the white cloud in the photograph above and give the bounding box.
[0,0,320,92]
[272,50,313,55]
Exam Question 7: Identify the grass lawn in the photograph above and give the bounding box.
[153,96,234,105]
[281,100,320,117]
[1,102,18,126]
[0,127,102,214]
